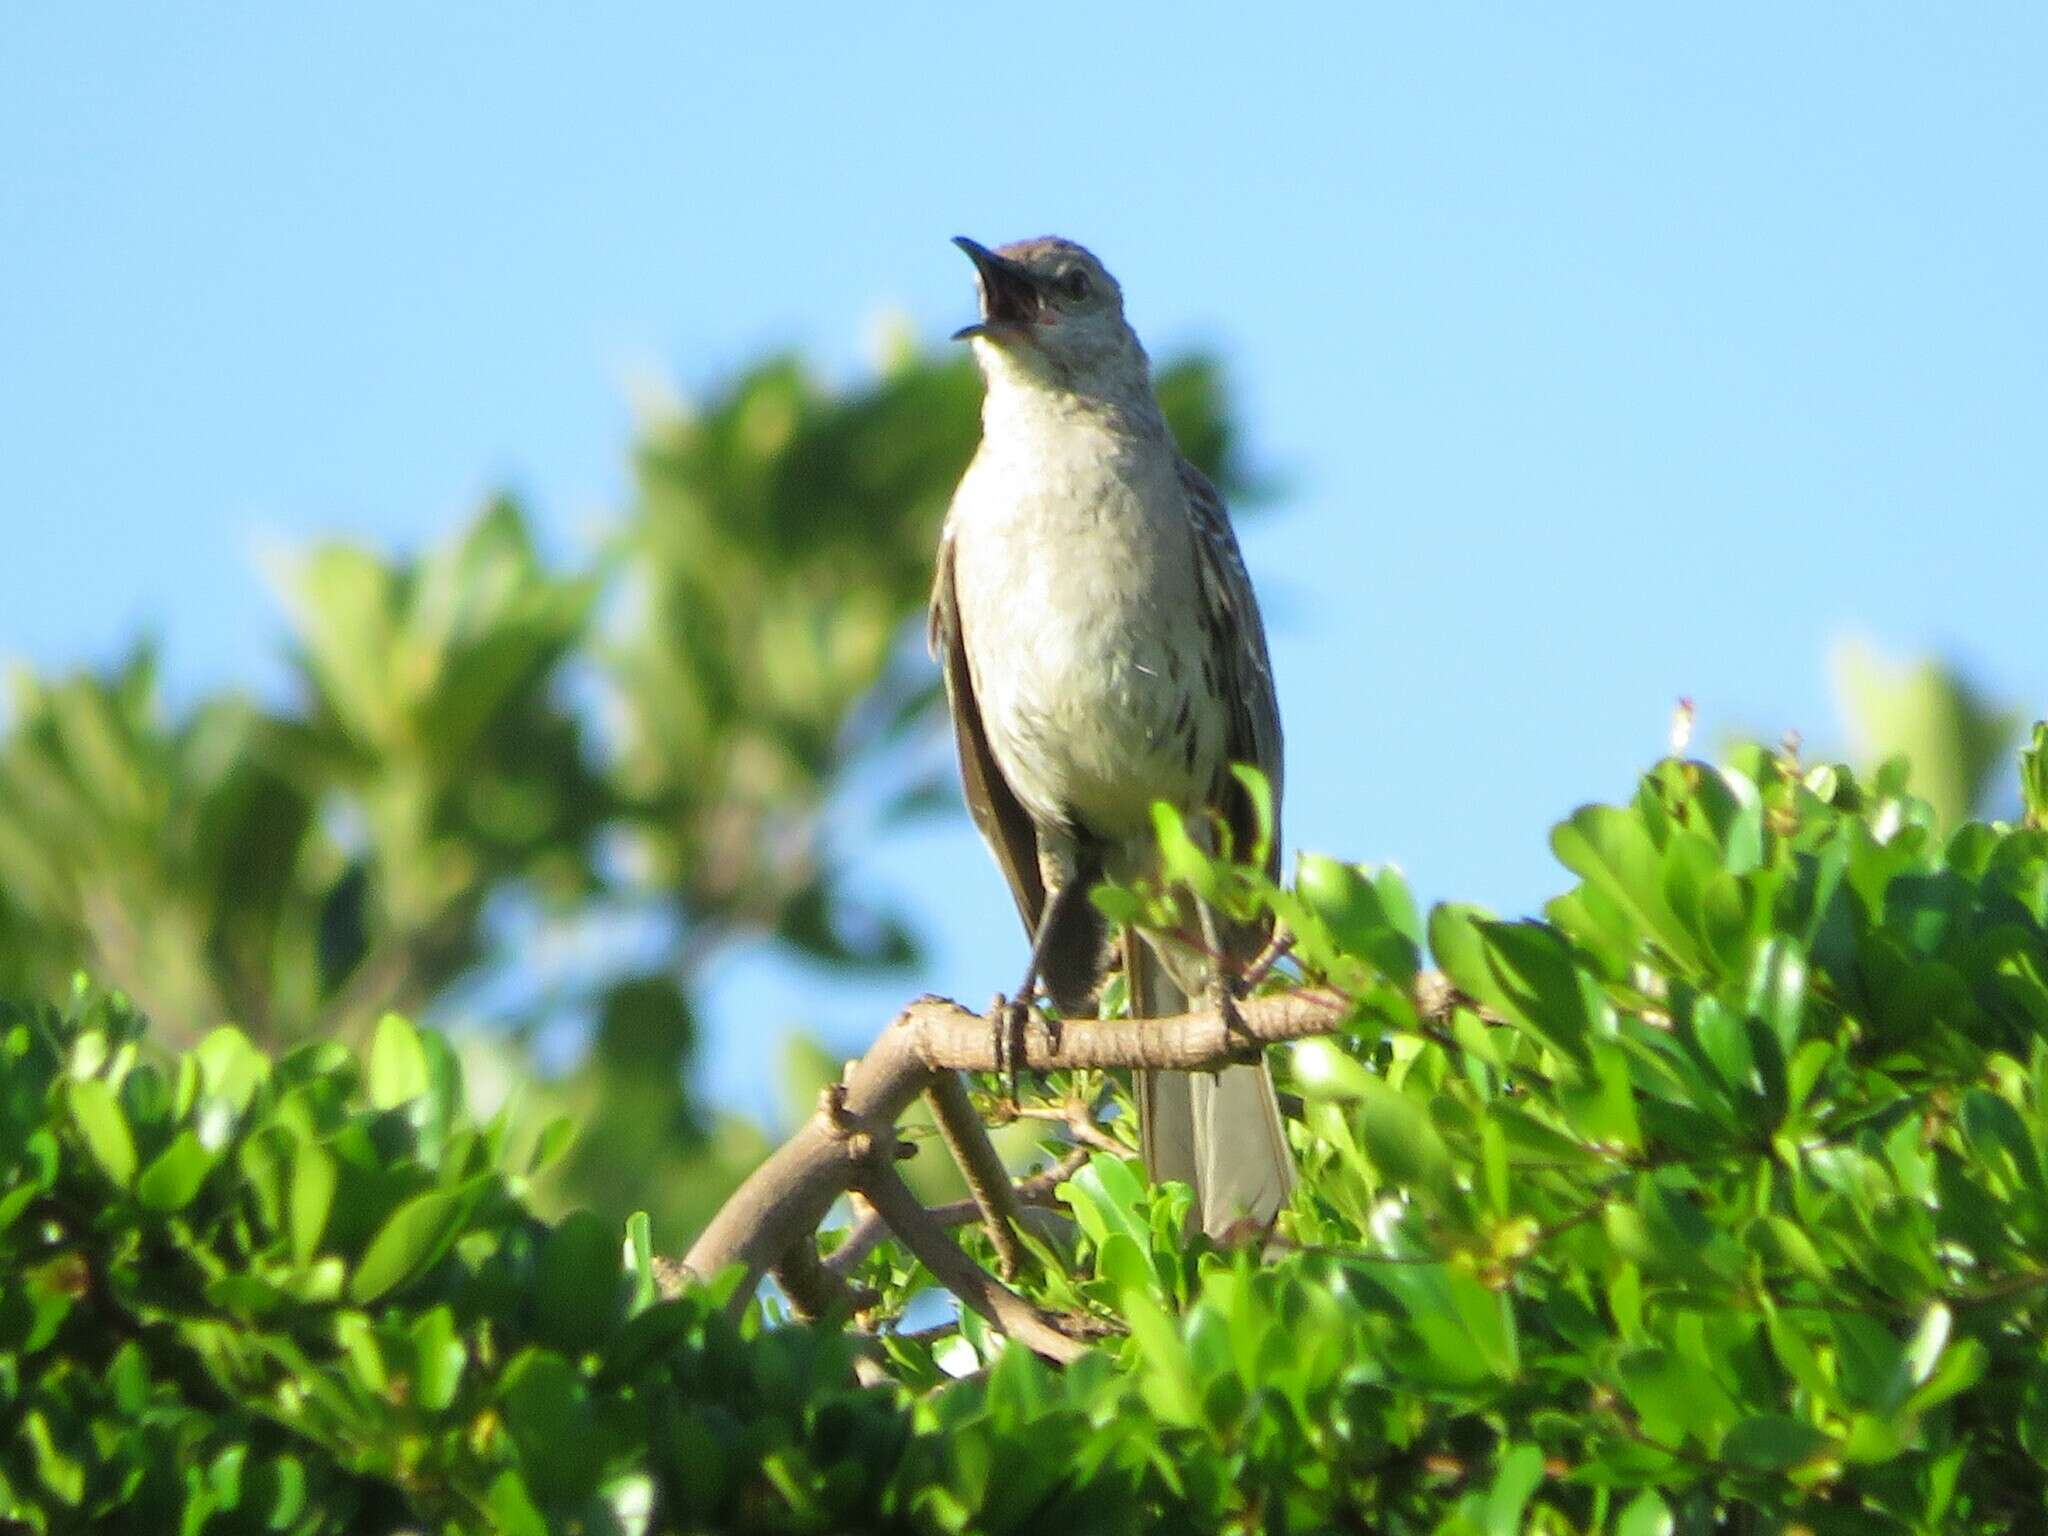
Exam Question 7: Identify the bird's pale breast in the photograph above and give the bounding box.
[949,422,1224,843]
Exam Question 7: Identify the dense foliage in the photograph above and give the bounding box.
[6,731,2046,1532]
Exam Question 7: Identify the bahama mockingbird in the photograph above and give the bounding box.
[928,234,1295,1236]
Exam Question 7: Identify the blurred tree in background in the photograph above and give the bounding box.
[0,343,1249,1241]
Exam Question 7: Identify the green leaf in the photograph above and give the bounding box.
[1481,1443,1544,1536]
[1719,1414,1833,1471]
[1089,882,1147,926]
[1832,641,2017,829]
[1617,1348,1716,1443]
[191,1025,270,1116]
[624,1209,657,1313]
[499,1348,607,1503]
[1830,1313,1906,1411]
[601,1471,657,1536]
[1352,1077,1454,1205]
[1121,1289,1200,1427]
[1887,1300,1955,1413]
[290,1141,337,1264]
[1614,1489,1674,1536]
[1905,1338,1987,1417]
[2021,721,2048,830]
[1960,1088,2045,1194]
[1295,854,1419,980]
[535,1209,624,1351]
[1428,900,1494,999]
[68,1077,137,1187]
[1745,938,1808,1056]
[349,1180,482,1302]
[1094,1230,1153,1293]
[23,1410,84,1505]
[368,1012,431,1110]
[526,1113,577,1177]
[1559,1039,1641,1152]
[1150,801,1219,899]
[1766,1312,1840,1410]
[1290,1037,1383,1102]
[411,1304,468,1413]
[1432,905,1606,1069]
[136,1130,213,1211]
[487,1471,549,1536]
[1061,1153,1153,1254]
[1482,920,1601,1068]
[1700,765,1766,874]
[1551,804,1697,967]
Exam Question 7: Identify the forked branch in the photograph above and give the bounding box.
[679,986,1356,1359]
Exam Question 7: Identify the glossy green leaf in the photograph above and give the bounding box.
[290,1141,337,1263]
[1296,854,1419,980]
[136,1130,213,1211]
[411,1304,467,1413]
[348,1181,480,1302]
[67,1077,137,1187]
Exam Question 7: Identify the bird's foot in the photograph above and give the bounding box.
[984,990,1035,1111]
[1211,979,1258,1063]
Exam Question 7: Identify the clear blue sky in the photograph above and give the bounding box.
[4,9,2043,1119]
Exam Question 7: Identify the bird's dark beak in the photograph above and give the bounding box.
[951,236,1041,341]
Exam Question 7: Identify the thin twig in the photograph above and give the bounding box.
[1003,1102,1127,1155]
[1240,927,1296,991]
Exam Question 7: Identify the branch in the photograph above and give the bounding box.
[915,985,1349,1073]
[771,1230,876,1321]
[826,1145,1090,1279]
[854,1160,1089,1365]
[681,987,1351,1310]
[924,1071,1028,1277]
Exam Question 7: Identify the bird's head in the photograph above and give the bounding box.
[952,235,1149,399]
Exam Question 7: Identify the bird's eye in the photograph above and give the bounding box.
[1059,268,1091,301]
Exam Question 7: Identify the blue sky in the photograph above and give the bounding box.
[4,9,2044,1120]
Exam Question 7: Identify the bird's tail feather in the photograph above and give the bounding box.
[1127,930,1295,1238]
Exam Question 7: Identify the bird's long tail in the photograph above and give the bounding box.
[1126,928,1295,1238]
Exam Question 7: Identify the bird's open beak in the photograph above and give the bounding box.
[951,236,1041,341]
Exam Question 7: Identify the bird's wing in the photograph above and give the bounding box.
[1179,457,1285,881]
[929,524,1047,930]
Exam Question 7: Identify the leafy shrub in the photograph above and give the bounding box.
[4,738,2046,1532]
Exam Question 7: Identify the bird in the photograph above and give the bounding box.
[928,234,1296,1237]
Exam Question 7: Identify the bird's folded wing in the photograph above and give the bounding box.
[929,528,1046,932]
[1177,457,1285,884]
